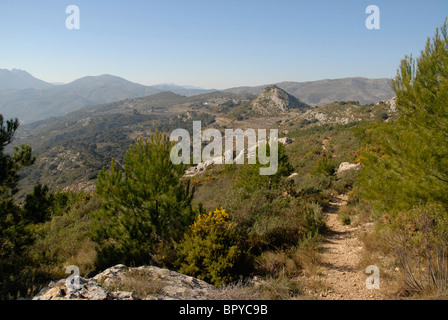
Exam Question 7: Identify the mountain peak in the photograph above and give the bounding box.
[251,85,310,115]
[0,68,53,90]
[11,68,28,74]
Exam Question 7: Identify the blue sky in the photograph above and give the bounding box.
[0,0,446,89]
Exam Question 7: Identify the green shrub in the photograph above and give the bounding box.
[177,208,244,287]
[311,156,337,177]
[302,202,327,235]
[332,169,359,194]
[339,212,352,225]
[223,185,326,254]
[29,194,100,279]
[224,187,297,251]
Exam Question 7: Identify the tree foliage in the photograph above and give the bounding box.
[357,20,448,295]
[0,115,36,298]
[92,132,196,270]
[0,116,35,199]
[358,20,448,212]
[23,184,54,224]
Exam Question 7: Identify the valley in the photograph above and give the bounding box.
[10,84,395,199]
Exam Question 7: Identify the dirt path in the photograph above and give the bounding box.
[317,195,385,300]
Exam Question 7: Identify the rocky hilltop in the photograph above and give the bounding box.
[251,85,310,115]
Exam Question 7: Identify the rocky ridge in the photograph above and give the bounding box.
[251,85,309,115]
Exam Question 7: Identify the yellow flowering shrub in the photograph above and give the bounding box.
[177,208,243,287]
[191,207,233,233]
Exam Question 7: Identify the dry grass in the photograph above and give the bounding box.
[208,275,304,300]
[357,229,404,298]
[336,198,374,228]
[292,246,323,278]
[358,205,448,300]
[100,269,166,299]
[207,281,262,300]
[256,251,298,277]
[252,276,303,300]
[64,239,97,277]
[255,244,323,279]
[249,241,324,299]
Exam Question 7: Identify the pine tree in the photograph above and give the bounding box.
[358,19,448,212]
[92,131,196,270]
[0,115,35,298]
[23,184,54,224]
[0,116,34,199]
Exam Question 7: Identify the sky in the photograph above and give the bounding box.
[0,0,447,89]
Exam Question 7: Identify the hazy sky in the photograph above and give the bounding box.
[0,0,446,89]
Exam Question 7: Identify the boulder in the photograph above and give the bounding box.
[336,162,362,176]
[33,277,109,300]
[278,137,293,145]
[33,264,216,300]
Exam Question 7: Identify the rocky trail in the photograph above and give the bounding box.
[317,194,385,300]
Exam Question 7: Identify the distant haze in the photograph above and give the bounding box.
[0,69,394,124]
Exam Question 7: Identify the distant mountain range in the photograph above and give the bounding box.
[151,84,216,97]
[0,71,163,123]
[0,68,395,123]
[0,69,53,90]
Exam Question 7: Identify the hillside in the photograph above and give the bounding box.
[151,84,217,96]
[13,91,255,197]
[0,69,53,90]
[250,85,310,115]
[0,87,413,302]
[0,74,162,124]
[9,95,397,300]
[0,69,395,125]
[225,77,394,106]
[12,89,396,199]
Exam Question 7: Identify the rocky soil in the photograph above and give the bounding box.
[317,195,386,300]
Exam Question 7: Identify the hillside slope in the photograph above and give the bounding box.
[0,74,161,123]
[225,77,394,106]
[251,85,310,115]
[0,69,53,90]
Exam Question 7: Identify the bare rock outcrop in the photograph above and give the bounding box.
[33,264,216,300]
[336,162,362,176]
[32,276,109,300]
[251,85,309,115]
[183,136,293,178]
